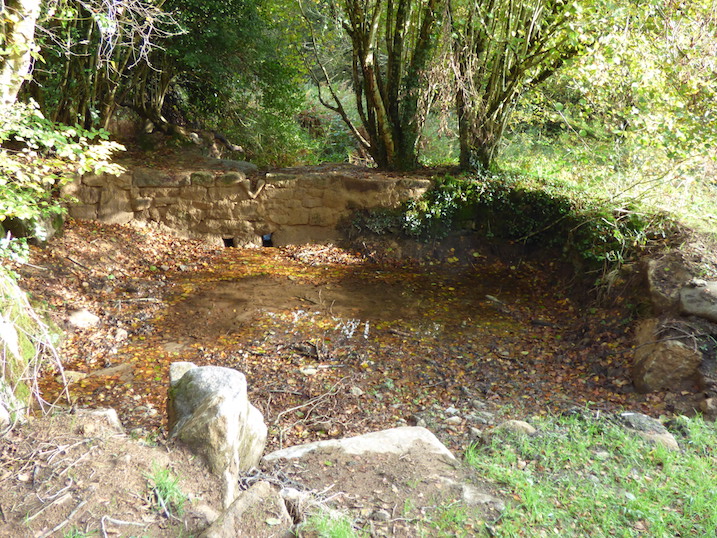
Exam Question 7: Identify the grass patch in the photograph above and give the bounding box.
[412,501,484,537]
[298,509,362,537]
[465,412,717,537]
[145,463,187,519]
[62,529,95,538]
[500,128,717,238]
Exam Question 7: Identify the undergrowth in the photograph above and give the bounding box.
[0,268,64,422]
[350,170,678,272]
[465,412,717,537]
[298,510,361,537]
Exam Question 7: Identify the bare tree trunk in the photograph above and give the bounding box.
[450,0,579,171]
[0,0,41,106]
[307,0,441,170]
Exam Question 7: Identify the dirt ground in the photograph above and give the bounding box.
[0,410,222,537]
[0,217,680,536]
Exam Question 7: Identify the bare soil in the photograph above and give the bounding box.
[0,214,682,537]
[0,410,221,537]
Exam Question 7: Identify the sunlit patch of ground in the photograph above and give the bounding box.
[24,220,665,455]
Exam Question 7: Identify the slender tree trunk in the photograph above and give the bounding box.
[0,0,41,106]
[338,0,441,171]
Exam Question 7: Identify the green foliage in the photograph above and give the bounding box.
[352,171,660,268]
[466,412,717,537]
[450,0,598,170]
[163,0,309,166]
[301,85,360,164]
[0,101,124,258]
[145,464,187,518]
[497,1,717,237]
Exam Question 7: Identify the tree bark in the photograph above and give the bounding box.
[450,0,579,172]
[0,0,41,106]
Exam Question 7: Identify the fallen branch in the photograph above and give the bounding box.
[39,499,87,538]
[66,256,92,272]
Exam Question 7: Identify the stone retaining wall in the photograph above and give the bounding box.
[63,164,432,246]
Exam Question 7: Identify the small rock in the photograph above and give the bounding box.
[349,386,364,397]
[280,487,313,516]
[114,328,129,341]
[594,451,611,461]
[57,370,87,384]
[496,420,537,436]
[618,412,679,451]
[190,503,220,527]
[700,397,717,418]
[416,418,427,428]
[462,484,505,511]
[371,509,391,522]
[300,367,318,376]
[163,341,187,353]
[444,416,462,426]
[469,427,482,439]
[75,408,124,435]
[470,411,495,425]
[67,309,100,329]
[178,264,191,271]
[445,406,459,415]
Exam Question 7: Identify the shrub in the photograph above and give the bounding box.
[0,101,124,259]
[351,170,665,270]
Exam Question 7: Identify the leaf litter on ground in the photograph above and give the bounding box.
[14,219,668,456]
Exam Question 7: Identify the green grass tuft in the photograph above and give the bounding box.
[299,510,362,537]
[145,463,187,518]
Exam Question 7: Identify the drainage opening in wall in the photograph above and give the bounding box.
[262,234,274,247]
[222,237,236,248]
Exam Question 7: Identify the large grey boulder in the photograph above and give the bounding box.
[632,319,702,392]
[680,279,717,323]
[198,481,293,538]
[263,427,504,534]
[168,363,267,508]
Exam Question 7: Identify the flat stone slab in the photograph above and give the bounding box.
[263,426,455,461]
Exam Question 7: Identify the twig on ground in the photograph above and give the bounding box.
[58,445,97,477]
[274,378,347,449]
[38,499,87,538]
[100,515,148,538]
[66,256,92,271]
[26,492,72,522]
